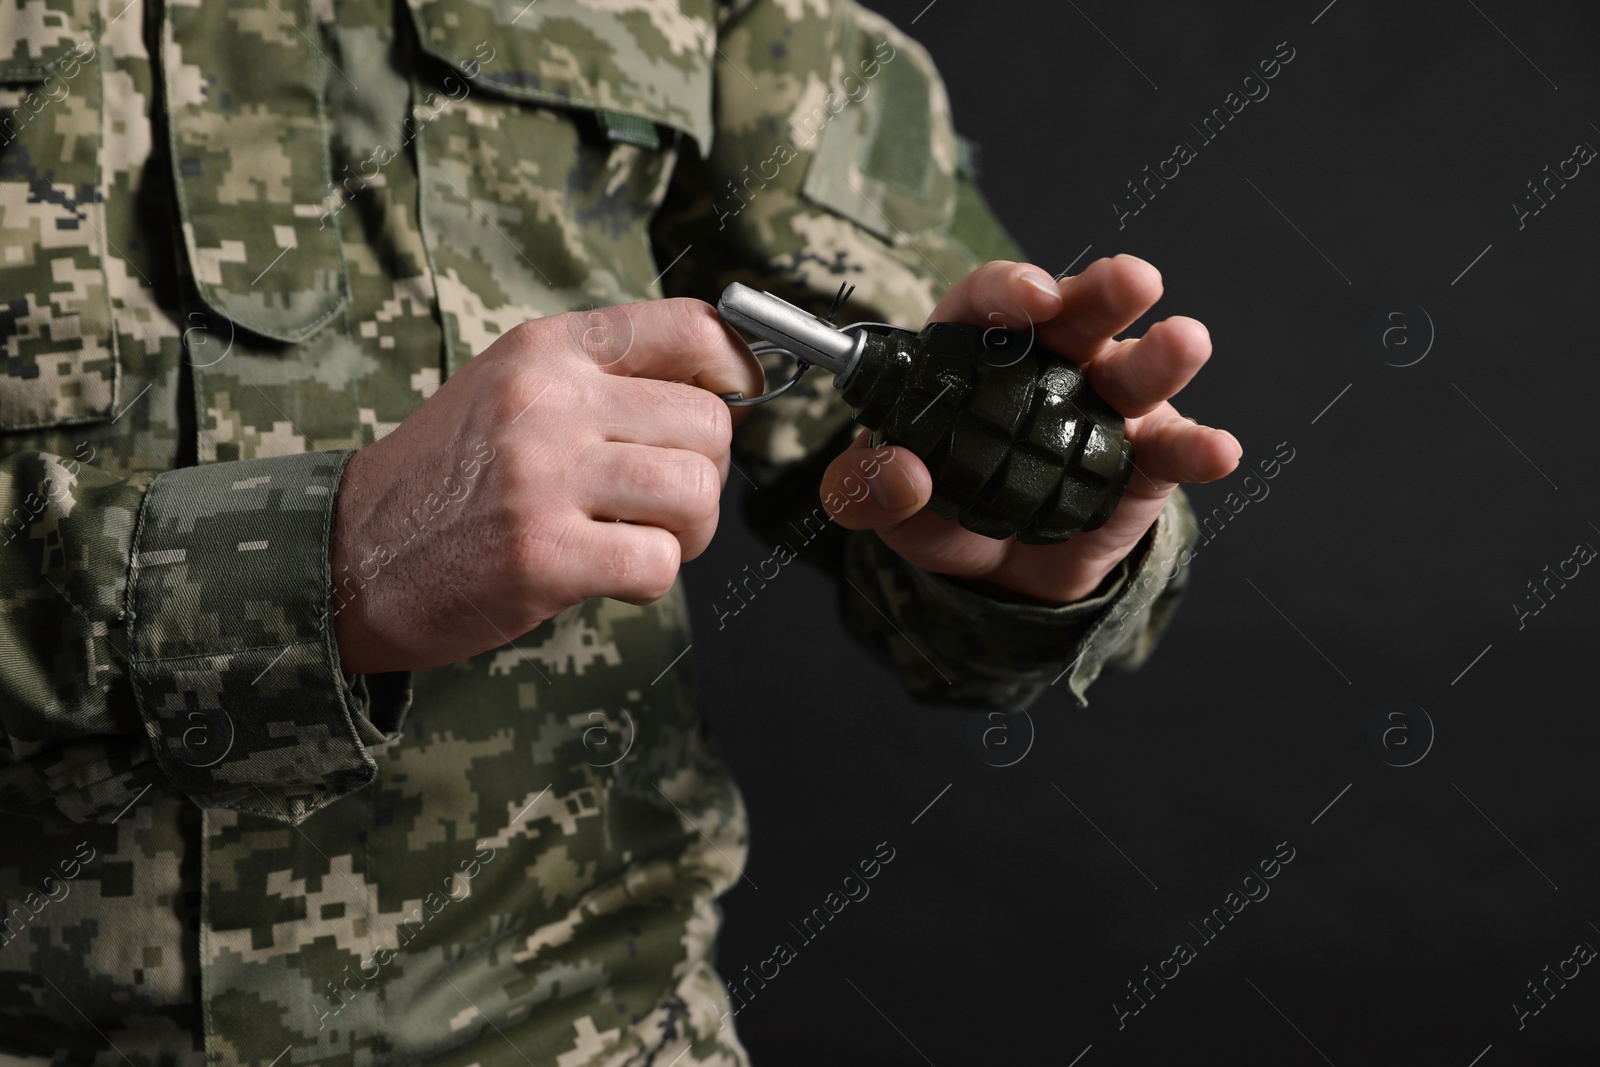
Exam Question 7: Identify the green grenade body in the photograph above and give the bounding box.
[840,323,1134,544]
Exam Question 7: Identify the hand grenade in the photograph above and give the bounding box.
[716,283,1134,544]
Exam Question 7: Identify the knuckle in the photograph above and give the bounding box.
[506,497,575,569]
[512,513,591,602]
[500,375,545,421]
[678,452,722,514]
[528,375,602,439]
[566,304,637,368]
[497,318,560,369]
[677,518,718,564]
[640,449,716,512]
[505,318,544,349]
[611,532,680,602]
[689,387,733,448]
[991,261,1028,291]
[506,513,562,584]
[663,298,728,353]
[652,381,731,449]
[980,259,1017,279]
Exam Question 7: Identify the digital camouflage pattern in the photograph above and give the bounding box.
[0,0,1200,1064]
[0,5,110,430]
[165,0,350,342]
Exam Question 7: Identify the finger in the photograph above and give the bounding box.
[995,406,1239,580]
[820,432,1011,581]
[1088,316,1212,419]
[581,443,723,535]
[569,298,765,402]
[872,508,1012,579]
[819,433,930,530]
[570,520,683,606]
[1125,404,1242,493]
[1039,254,1164,362]
[672,509,722,564]
[596,376,734,482]
[928,260,1064,329]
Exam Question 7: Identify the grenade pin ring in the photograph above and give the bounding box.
[718,281,860,407]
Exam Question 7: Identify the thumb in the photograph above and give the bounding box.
[819,431,931,530]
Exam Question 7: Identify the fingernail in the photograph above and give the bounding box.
[1021,268,1061,301]
[868,460,920,511]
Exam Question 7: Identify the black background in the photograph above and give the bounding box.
[684,1,1600,1064]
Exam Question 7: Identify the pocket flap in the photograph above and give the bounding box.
[405,0,717,152]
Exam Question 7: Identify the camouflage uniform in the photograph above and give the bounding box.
[0,0,1198,1063]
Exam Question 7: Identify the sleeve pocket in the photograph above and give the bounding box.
[797,5,959,243]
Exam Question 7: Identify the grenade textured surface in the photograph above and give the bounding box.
[842,324,1134,543]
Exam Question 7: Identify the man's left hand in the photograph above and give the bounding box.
[819,256,1241,605]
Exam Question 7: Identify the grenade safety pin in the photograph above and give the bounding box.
[715,282,1135,544]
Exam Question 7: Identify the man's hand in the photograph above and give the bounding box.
[819,257,1241,605]
[331,299,761,675]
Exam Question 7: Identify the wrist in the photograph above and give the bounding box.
[329,449,386,674]
[950,557,1121,607]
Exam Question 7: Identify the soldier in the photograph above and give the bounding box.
[0,0,1237,1063]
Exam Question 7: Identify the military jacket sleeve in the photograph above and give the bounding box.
[655,0,1199,709]
[0,445,411,824]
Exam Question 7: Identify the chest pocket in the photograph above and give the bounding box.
[401,0,716,366]
[406,0,716,149]
[162,0,351,346]
[0,2,115,432]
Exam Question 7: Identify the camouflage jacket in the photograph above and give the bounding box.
[0,0,1197,1063]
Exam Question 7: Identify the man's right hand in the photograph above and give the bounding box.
[330,299,762,675]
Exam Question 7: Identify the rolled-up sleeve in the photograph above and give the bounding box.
[841,490,1199,708]
[125,450,410,823]
[0,446,409,826]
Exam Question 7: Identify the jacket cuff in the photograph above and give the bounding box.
[842,491,1197,709]
[1054,490,1198,706]
[124,450,411,824]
